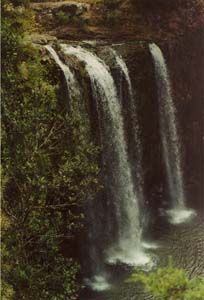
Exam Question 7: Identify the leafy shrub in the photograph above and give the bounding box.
[56,10,88,28]
[129,257,204,300]
[56,10,71,24]
[2,1,100,299]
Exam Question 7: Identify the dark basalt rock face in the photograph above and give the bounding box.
[167,31,204,208]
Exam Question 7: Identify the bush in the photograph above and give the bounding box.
[56,10,71,24]
[128,257,204,300]
[2,1,100,299]
[56,10,88,28]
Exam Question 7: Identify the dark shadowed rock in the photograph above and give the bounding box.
[52,2,88,17]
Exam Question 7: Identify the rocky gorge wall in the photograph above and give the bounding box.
[167,32,204,208]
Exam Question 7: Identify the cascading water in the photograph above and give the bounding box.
[45,45,90,128]
[109,48,144,203]
[110,48,158,252]
[45,45,105,290]
[149,43,195,224]
[45,45,81,102]
[110,48,134,99]
[61,45,150,274]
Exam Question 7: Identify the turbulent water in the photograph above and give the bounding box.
[149,43,195,224]
[61,45,149,279]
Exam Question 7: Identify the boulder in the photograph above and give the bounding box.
[31,33,57,45]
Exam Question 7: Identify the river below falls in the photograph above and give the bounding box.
[81,210,204,300]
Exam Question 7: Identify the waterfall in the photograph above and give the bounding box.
[45,45,90,141]
[45,45,104,289]
[110,48,144,202]
[149,43,195,224]
[61,45,150,270]
[110,48,134,99]
[45,45,81,101]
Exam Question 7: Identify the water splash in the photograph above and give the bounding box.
[84,275,111,292]
[167,207,196,225]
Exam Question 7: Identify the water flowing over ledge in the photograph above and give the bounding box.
[61,44,149,267]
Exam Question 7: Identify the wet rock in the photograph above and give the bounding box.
[31,33,57,45]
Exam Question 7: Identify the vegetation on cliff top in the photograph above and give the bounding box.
[31,0,204,41]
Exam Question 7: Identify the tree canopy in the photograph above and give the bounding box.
[2,1,100,299]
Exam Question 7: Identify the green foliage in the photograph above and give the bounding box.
[99,0,122,25]
[56,10,88,28]
[129,257,204,300]
[2,2,100,299]
[56,10,71,25]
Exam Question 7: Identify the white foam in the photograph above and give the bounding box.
[142,241,159,249]
[84,275,111,291]
[106,245,151,268]
[82,40,98,46]
[167,207,196,224]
